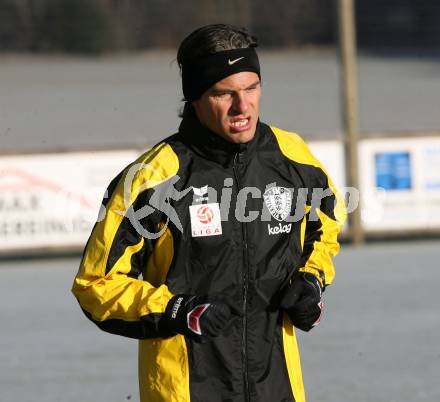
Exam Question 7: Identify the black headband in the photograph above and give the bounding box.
[181,47,261,101]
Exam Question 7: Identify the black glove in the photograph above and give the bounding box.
[161,294,233,340]
[280,273,324,332]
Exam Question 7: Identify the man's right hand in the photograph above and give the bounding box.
[161,294,233,340]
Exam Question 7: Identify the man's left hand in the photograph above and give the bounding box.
[280,272,324,332]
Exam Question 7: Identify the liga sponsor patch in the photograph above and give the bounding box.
[189,202,222,237]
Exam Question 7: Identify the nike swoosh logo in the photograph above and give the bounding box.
[228,57,244,65]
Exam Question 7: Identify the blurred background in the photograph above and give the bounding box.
[1,1,439,401]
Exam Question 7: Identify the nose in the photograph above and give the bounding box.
[232,91,248,114]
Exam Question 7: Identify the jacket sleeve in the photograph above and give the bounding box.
[271,126,346,287]
[71,143,179,339]
[296,142,346,287]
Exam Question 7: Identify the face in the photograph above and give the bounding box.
[192,71,261,144]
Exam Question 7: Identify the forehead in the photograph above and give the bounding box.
[211,71,260,91]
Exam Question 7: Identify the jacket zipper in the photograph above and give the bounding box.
[233,152,250,402]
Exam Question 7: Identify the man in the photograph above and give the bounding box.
[72,24,346,402]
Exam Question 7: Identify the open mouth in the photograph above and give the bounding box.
[231,118,248,127]
[230,117,251,131]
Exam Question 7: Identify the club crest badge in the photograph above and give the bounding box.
[263,187,292,221]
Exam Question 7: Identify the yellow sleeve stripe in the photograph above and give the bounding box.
[299,210,340,285]
[73,143,179,321]
[271,126,346,286]
[144,225,175,288]
[80,142,179,279]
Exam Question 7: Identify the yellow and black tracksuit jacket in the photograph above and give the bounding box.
[72,116,346,402]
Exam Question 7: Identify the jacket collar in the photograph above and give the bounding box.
[178,115,260,167]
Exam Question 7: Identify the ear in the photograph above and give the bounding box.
[191,99,203,121]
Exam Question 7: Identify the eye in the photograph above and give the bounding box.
[246,84,259,93]
[212,91,233,100]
